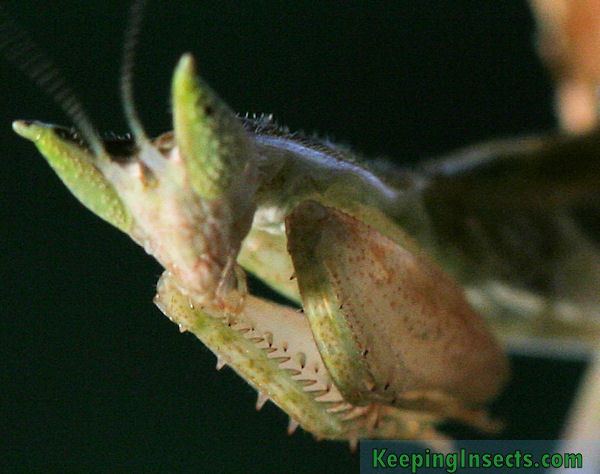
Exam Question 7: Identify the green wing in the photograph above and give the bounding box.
[418,131,600,341]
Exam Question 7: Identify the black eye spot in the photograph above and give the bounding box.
[102,134,138,162]
[53,125,138,162]
[204,105,214,116]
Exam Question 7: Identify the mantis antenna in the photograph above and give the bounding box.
[120,0,150,145]
[0,4,105,158]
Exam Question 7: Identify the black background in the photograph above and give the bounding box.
[1,1,587,472]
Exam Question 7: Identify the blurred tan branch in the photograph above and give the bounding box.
[530,0,600,133]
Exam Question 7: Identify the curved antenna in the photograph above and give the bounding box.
[0,5,105,157]
[120,0,150,144]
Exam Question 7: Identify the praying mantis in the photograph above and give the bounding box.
[3,0,599,460]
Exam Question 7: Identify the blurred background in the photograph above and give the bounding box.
[0,1,588,472]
